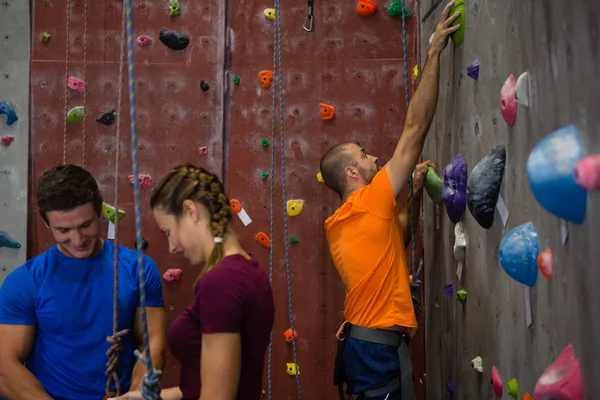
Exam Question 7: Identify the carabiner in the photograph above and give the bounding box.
[303,0,314,32]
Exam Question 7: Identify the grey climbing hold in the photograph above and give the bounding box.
[467,144,506,229]
[515,72,530,107]
[159,28,189,51]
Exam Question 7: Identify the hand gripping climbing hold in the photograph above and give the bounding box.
[169,0,180,17]
[137,35,152,46]
[467,60,479,80]
[66,106,85,123]
[102,202,126,224]
[534,344,582,400]
[491,366,503,397]
[319,103,335,120]
[96,110,116,126]
[449,0,465,46]
[284,328,298,343]
[163,268,182,282]
[515,72,530,107]
[67,77,85,93]
[1,136,14,146]
[455,289,467,304]
[537,248,553,280]
[0,231,21,249]
[286,200,305,216]
[467,144,506,229]
[0,101,18,126]
[159,28,189,51]
[526,124,587,224]
[286,363,300,376]
[453,221,466,261]
[443,154,468,223]
[471,356,483,373]
[498,222,539,287]
[255,232,271,248]
[356,0,377,16]
[500,74,518,127]
[575,154,600,191]
[424,166,443,204]
[258,70,274,88]
[507,378,519,398]
[264,8,275,20]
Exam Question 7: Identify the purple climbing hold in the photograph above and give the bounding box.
[447,381,455,393]
[0,230,21,249]
[445,282,454,296]
[467,144,506,229]
[443,154,468,224]
[467,60,479,80]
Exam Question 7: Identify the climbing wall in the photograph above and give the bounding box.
[419,0,600,398]
[0,0,30,284]
[27,0,423,398]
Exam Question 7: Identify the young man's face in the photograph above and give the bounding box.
[45,202,103,259]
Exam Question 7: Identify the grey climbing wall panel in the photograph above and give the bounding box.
[0,0,30,284]
[419,0,600,398]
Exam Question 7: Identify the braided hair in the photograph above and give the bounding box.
[150,164,232,279]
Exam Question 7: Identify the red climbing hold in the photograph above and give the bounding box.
[356,0,377,15]
[0,136,14,146]
[534,344,582,400]
[258,70,274,88]
[284,328,298,343]
[500,74,517,127]
[491,366,503,397]
[319,103,335,120]
[67,77,85,93]
[137,35,152,46]
[128,174,152,188]
[537,248,553,280]
[574,154,600,191]
[198,146,208,155]
[255,232,271,248]
[163,268,182,282]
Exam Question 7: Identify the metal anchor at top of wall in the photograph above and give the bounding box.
[303,0,314,31]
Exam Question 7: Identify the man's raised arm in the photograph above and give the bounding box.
[386,1,461,197]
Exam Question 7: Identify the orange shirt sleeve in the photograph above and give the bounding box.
[355,164,398,218]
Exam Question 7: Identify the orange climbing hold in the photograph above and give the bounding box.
[258,70,274,88]
[320,103,335,120]
[521,393,533,400]
[356,0,377,16]
[230,199,243,214]
[284,328,298,343]
[537,248,553,280]
[255,232,271,248]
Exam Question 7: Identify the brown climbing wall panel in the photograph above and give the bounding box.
[419,0,600,398]
[29,0,422,398]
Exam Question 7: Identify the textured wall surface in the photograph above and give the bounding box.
[28,0,423,398]
[419,0,600,398]
[0,0,30,284]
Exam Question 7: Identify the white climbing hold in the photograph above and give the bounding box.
[515,72,530,107]
[471,356,483,373]
[453,221,466,262]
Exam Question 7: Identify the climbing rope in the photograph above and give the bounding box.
[61,0,71,164]
[81,0,89,166]
[104,4,130,396]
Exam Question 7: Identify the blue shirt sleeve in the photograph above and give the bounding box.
[136,256,164,308]
[0,266,37,325]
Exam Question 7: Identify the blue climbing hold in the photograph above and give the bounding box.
[0,231,21,249]
[498,222,539,287]
[0,101,18,126]
[526,124,587,224]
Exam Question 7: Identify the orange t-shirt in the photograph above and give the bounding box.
[324,165,417,329]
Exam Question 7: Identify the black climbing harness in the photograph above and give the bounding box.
[303,0,314,32]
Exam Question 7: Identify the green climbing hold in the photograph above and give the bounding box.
[233,76,241,85]
[507,378,518,398]
[66,106,84,124]
[169,0,180,17]
[424,166,443,204]
[387,0,411,18]
[456,289,467,304]
[290,236,299,244]
[41,32,51,42]
[102,202,126,224]
[261,138,270,147]
[449,0,465,46]
[261,171,269,179]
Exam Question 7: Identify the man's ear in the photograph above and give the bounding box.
[182,199,200,222]
[344,166,359,180]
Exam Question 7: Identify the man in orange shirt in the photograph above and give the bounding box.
[320,3,461,399]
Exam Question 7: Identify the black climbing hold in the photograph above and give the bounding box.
[159,28,189,51]
[467,144,506,229]
[134,237,149,251]
[200,80,209,91]
[96,110,116,126]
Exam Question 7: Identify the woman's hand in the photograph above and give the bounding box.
[109,391,143,400]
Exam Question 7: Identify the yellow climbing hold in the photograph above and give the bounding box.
[102,202,126,224]
[264,8,275,20]
[286,199,305,216]
[286,363,300,376]
[316,171,324,183]
[413,64,419,78]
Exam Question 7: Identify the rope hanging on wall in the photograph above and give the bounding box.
[61,0,71,164]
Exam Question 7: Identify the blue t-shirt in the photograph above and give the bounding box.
[0,240,164,400]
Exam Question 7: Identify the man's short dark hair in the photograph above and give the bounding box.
[319,143,357,197]
[36,164,103,224]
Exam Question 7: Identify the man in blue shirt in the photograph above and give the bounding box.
[0,164,167,400]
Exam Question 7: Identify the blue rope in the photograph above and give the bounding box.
[124,0,162,398]
[273,0,303,398]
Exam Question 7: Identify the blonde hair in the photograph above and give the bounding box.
[150,164,232,280]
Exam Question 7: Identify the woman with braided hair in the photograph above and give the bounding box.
[117,164,275,400]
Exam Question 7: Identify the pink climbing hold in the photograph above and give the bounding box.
[0,136,14,146]
[500,74,517,127]
[491,366,503,397]
[163,268,182,282]
[534,344,582,400]
[198,146,208,155]
[67,77,85,93]
[574,154,600,191]
[137,35,152,47]
[128,174,152,188]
